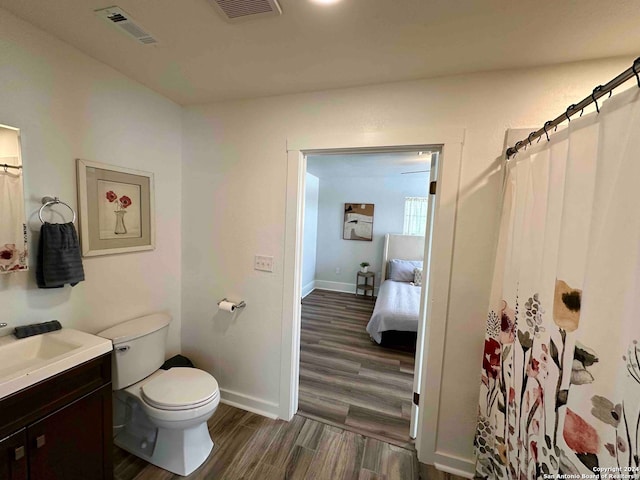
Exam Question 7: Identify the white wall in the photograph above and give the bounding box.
[0,9,183,355]
[314,174,428,294]
[301,173,319,297]
[181,56,632,467]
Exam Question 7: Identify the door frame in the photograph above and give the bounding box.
[280,127,464,465]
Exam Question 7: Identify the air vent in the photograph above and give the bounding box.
[208,0,282,22]
[95,7,159,45]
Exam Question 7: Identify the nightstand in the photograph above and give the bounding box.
[356,271,375,298]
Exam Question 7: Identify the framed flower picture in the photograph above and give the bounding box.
[77,159,155,257]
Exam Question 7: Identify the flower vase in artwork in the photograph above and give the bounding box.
[114,210,127,235]
[106,191,132,235]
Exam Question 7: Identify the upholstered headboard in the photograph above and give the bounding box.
[381,234,426,280]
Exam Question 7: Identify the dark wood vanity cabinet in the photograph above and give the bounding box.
[0,353,113,480]
[0,429,27,480]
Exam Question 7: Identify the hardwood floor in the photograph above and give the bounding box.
[113,403,420,480]
[113,290,472,480]
[298,289,416,448]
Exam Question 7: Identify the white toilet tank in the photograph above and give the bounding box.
[98,313,171,390]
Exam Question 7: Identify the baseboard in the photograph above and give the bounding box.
[219,388,279,419]
[432,452,476,479]
[301,281,316,298]
[314,280,379,296]
[314,280,355,294]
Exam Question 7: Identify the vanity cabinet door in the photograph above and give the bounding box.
[0,428,27,480]
[27,385,112,480]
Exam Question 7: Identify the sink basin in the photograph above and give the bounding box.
[0,329,113,400]
[0,335,81,377]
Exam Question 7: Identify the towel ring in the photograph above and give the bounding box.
[38,196,76,224]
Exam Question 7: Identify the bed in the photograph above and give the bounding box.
[366,234,425,344]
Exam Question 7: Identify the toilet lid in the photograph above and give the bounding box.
[141,368,219,410]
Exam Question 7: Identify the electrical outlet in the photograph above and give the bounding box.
[254,255,274,272]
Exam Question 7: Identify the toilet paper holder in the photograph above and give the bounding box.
[217,298,246,309]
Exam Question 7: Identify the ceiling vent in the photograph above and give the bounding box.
[94,7,159,45]
[208,0,282,22]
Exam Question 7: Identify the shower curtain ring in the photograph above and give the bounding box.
[632,57,640,88]
[515,141,524,153]
[528,131,536,146]
[592,85,603,113]
[543,121,552,142]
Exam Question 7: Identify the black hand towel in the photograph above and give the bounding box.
[36,222,85,288]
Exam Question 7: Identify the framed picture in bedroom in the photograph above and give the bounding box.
[343,203,374,241]
[77,159,155,257]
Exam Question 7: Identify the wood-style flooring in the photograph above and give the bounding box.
[114,403,420,480]
[298,290,416,448]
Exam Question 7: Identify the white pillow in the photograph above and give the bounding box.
[413,268,423,286]
[388,259,423,282]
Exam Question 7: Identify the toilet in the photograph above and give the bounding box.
[98,313,219,476]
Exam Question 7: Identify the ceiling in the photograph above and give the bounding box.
[307,151,432,179]
[2,0,639,105]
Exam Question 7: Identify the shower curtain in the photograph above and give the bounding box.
[0,128,27,273]
[475,86,640,479]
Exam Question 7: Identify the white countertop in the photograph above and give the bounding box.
[0,328,113,400]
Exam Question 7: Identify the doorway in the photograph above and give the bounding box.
[295,149,438,446]
[280,128,463,465]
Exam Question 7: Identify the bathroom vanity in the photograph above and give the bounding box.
[0,352,113,479]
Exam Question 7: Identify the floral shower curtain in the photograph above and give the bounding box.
[475,87,640,479]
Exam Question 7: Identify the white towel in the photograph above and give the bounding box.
[0,129,28,273]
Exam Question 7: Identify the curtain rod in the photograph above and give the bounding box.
[1,163,22,170]
[506,57,640,159]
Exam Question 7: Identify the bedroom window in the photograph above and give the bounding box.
[403,197,428,236]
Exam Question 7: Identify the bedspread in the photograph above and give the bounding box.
[366,279,421,343]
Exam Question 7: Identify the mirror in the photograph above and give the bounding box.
[0,124,28,273]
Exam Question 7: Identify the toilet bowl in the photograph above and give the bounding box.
[98,313,220,477]
[132,368,220,428]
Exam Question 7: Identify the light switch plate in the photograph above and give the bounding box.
[254,255,274,272]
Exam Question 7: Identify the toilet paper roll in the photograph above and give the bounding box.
[218,300,236,313]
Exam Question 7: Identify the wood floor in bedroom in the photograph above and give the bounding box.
[298,289,416,448]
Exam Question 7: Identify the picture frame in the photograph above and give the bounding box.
[343,203,374,241]
[76,159,155,257]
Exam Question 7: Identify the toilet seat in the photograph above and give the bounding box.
[141,368,219,411]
